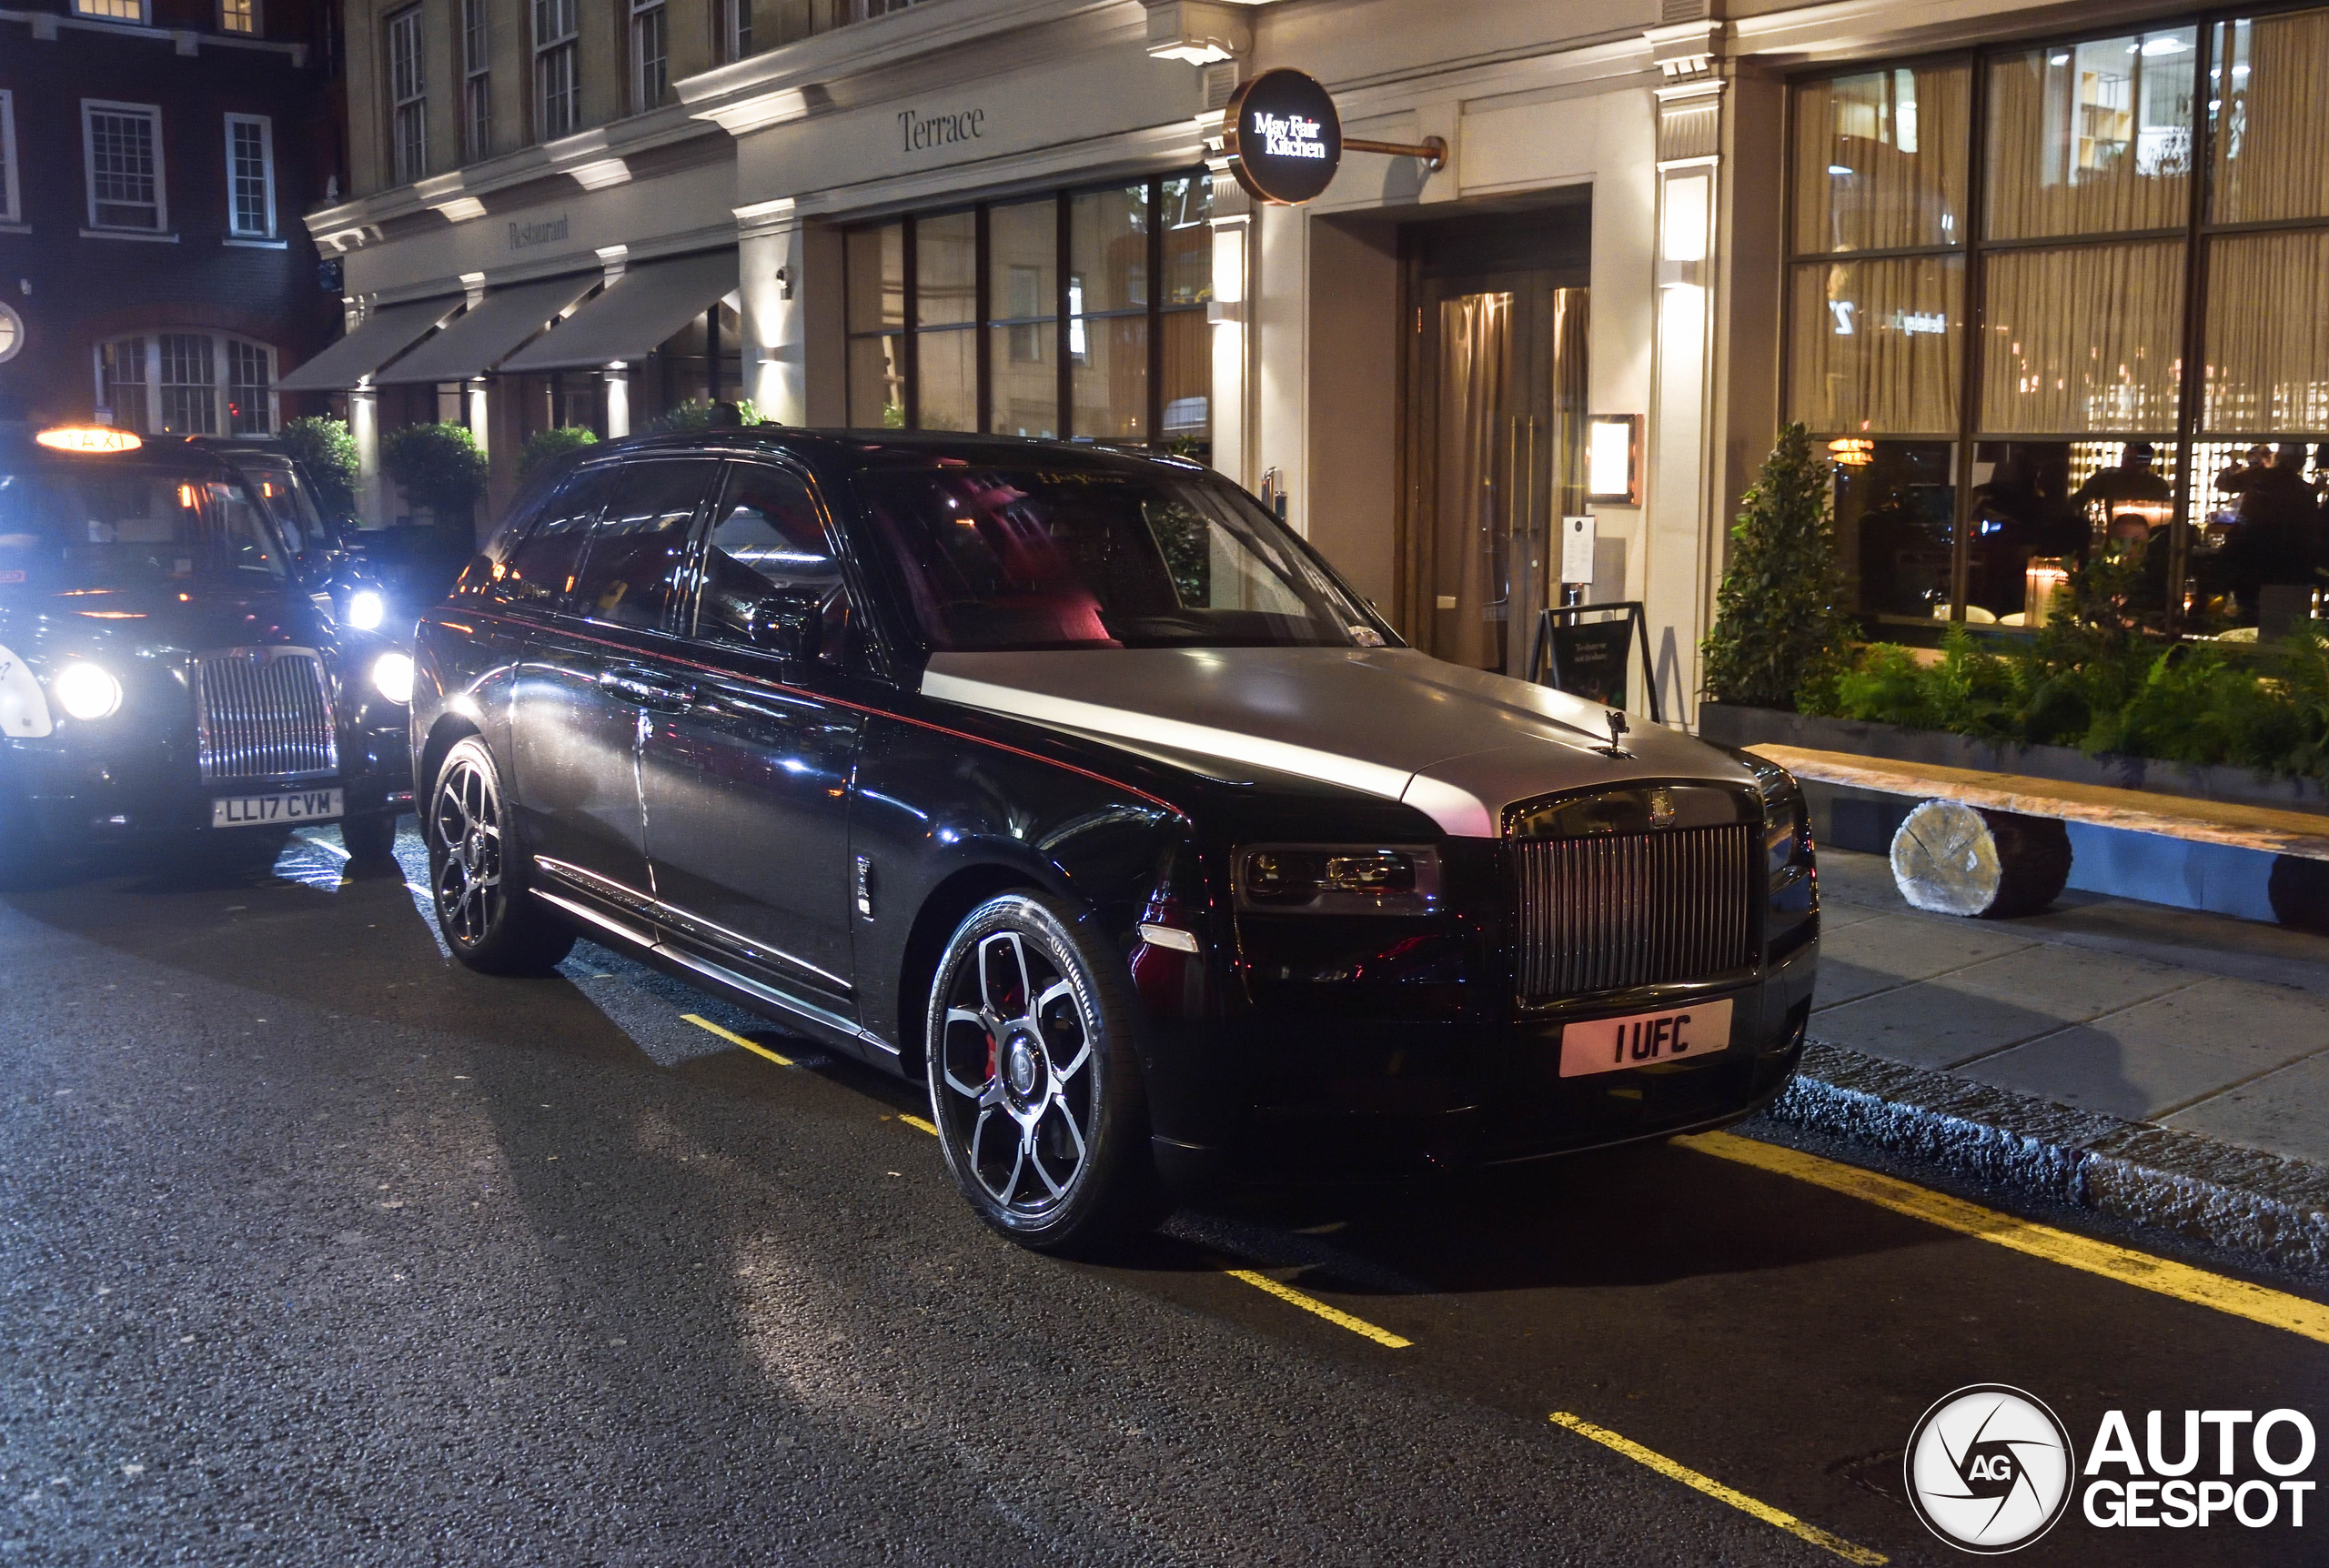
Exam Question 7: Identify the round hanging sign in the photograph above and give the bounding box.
[1222,68,1342,206]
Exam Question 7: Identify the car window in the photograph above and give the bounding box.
[0,467,211,588]
[247,466,332,553]
[696,464,844,644]
[504,467,616,612]
[209,481,288,579]
[570,459,717,632]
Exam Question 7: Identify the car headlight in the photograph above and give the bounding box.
[1740,752,1810,886]
[1235,845,1441,915]
[49,661,123,721]
[370,651,414,705]
[345,589,386,631]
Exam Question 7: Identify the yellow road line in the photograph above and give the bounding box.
[1549,1412,1886,1564]
[1224,1269,1413,1349]
[898,1112,939,1136]
[1679,1130,2329,1346]
[681,1014,794,1068]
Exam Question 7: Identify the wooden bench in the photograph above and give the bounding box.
[1748,742,2329,927]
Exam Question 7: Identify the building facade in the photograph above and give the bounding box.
[0,0,346,437]
[295,0,2329,722]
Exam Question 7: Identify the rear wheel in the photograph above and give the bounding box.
[926,891,1165,1253]
[428,739,573,975]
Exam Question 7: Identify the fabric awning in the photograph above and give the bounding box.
[371,273,601,386]
[274,297,463,392]
[499,250,738,373]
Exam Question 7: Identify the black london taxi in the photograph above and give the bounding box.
[0,422,415,881]
[408,428,1818,1251]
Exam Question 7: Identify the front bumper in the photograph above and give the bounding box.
[1142,939,1818,1187]
[2,726,413,847]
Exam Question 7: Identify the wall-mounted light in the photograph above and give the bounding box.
[774,266,793,302]
[1659,171,1710,289]
[1588,415,1642,506]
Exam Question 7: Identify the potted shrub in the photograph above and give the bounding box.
[518,425,597,485]
[379,421,488,527]
[278,416,360,524]
[1700,422,1856,712]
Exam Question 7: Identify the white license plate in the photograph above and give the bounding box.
[1559,999,1733,1078]
[211,789,344,828]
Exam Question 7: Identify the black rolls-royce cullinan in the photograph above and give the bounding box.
[408,428,1818,1250]
[0,422,415,882]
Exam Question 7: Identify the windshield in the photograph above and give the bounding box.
[244,464,334,554]
[0,465,291,589]
[851,465,1384,651]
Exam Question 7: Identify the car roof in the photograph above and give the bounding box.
[0,427,247,480]
[583,426,1210,479]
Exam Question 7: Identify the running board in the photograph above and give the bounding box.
[531,887,901,1064]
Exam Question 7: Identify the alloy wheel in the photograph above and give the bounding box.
[936,929,1099,1218]
[431,755,504,948]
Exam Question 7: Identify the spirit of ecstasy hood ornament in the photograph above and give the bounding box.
[1592,708,1632,759]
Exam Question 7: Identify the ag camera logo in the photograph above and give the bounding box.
[1905,1385,2075,1553]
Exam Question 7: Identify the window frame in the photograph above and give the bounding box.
[386,5,428,186]
[223,113,276,238]
[69,0,148,21]
[715,0,751,64]
[92,331,277,437]
[1782,9,2329,637]
[842,170,1214,452]
[462,0,493,162]
[0,90,19,226]
[80,100,167,234]
[533,0,581,143]
[630,0,670,115]
[217,0,259,35]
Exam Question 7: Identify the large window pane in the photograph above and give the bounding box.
[988,198,1056,321]
[1787,256,1962,435]
[848,334,902,427]
[1834,441,1958,622]
[1070,186,1147,316]
[916,328,975,431]
[1792,64,1970,254]
[990,327,1057,437]
[916,210,976,327]
[1985,30,2195,239]
[846,223,903,335]
[1072,314,1146,441]
[2213,10,2329,225]
[1160,173,1212,305]
[2203,229,2329,435]
[1159,310,1209,456]
[1980,241,2183,433]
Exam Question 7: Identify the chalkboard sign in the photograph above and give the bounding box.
[1223,69,1343,206]
[1547,618,1633,707]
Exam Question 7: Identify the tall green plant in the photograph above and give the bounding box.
[646,398,760,434]
[519,425,596,484]
[379,422,487,519]
[278,416,359,521]
[1702,423,1856,709]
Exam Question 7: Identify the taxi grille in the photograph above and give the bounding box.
[1513,825,1756,1001]
[194,648,338,782]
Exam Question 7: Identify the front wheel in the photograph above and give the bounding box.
[338,809,399,868]
[926,891,1165,1253]
[427,738,573,975]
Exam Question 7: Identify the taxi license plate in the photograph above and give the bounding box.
[211,789,343,828]
[1559,999,1733,1078]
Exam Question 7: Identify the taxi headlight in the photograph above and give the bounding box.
[370,651,414,705]
[50,661,123,721]
[345,589,387,631]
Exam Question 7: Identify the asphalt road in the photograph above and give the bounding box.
[4,824,2324,1566]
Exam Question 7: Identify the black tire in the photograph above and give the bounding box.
[925,891,1167,1254]
[427,738,574,975]
[338,810,400,867]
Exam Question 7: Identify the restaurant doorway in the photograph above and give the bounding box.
[1399,201,1591,675]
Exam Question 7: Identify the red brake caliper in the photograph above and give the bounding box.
[985,1032,998,1087]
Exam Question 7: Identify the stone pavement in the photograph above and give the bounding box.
[1811,847,2329,1167]
[1759,847,2329,1273]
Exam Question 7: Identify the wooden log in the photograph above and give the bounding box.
[1889,799,2073,920]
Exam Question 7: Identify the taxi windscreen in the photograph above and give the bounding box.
[0,467,291,588]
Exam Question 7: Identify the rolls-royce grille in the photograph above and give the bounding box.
[1513,825,1756,1001]
[194,648,338,782]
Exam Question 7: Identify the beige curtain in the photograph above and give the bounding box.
[1787,256,1961,434]
[2214,9,2329,224]
[1792,65,1970,255]
[2204,229,2329,433]
[1435,294,1512,671]
[1980,241,2184,434]
[1984,37,2194,240]
[1550,287,1590,518]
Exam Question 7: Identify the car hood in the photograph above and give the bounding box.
[0,579,328,658]
[921,647,1757,838]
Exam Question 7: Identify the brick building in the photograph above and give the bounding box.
[0,0,345,435]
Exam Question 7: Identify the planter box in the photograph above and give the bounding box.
[1698,702,2329,819]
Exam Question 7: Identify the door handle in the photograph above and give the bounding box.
[600,665,697,711]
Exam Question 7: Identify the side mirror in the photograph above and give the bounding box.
[746,588,824,664]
